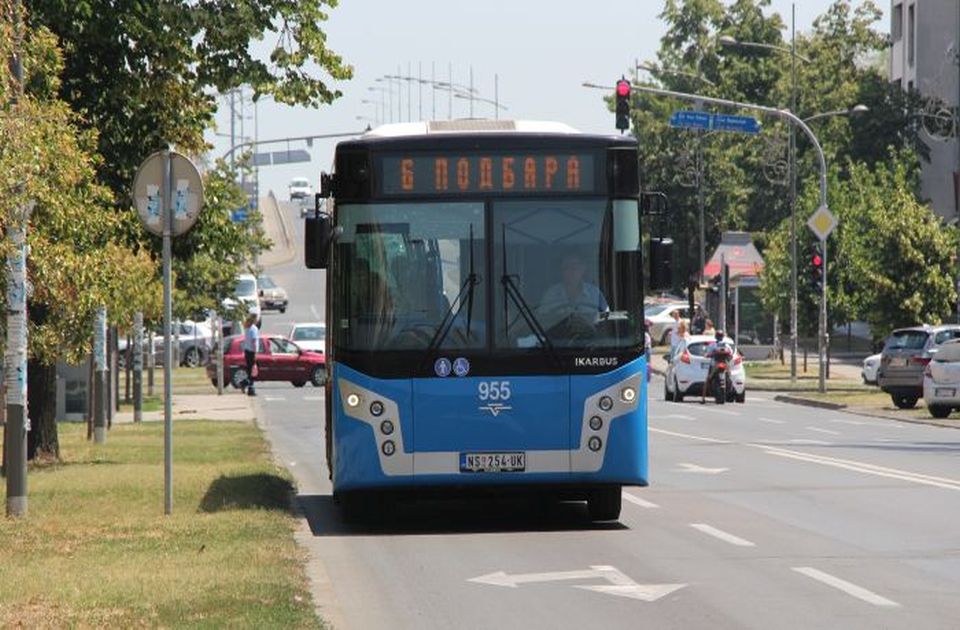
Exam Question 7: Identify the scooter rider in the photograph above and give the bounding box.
[701,329,733,404]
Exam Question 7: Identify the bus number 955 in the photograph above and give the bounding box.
[478,381,512,401]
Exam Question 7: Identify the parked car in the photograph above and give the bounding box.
[861,353,881,385]
[922,339,960,418]
[664,334,746,403]
[119,320,212,368]
[645,302,691,346]
[258,275,288,313]
[288,322,326,353]
[878,324,960,409]
[207,334,326,389]
[222,273,261,319]
[289,177,313,201]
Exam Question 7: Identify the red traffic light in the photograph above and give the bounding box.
[811,254,823,267]
[616,79,631,97]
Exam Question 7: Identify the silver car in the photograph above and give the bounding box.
[878,325,960,408]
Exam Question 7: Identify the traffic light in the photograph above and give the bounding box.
[615,78,631,132]
[648,237,674,290]
[809,244,824,292]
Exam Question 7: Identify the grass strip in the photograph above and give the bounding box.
[0,421,323,629]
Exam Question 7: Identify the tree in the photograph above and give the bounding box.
[760,151,958,342]
[1,19,162,460]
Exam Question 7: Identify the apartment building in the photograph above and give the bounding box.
[889,0,960,218]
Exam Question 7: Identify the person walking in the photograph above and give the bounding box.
[241,312,260,396]
[691,306,707,335]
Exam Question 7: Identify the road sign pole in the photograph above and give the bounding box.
[93,306,107,443]
[819,238,827,393]
[162,150,174,515]
[133,312,143,423]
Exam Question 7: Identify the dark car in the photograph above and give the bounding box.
[878,324,960,408]
[206,334,326,389]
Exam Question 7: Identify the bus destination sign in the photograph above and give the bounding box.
[380,153,596,196]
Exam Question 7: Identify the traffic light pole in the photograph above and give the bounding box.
[585,80,830,392]
[820,238,828,393]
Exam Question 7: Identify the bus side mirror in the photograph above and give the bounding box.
[305,214,334,269]
[649,237,674,291]
[641,191,668,216]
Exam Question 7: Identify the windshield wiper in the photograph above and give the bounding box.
[499,225,561,366]
[418,224,480,373]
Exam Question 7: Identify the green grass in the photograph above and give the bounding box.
[118,365,217,397]
[0,421,323,629]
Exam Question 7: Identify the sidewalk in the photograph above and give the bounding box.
[113,392,256,424]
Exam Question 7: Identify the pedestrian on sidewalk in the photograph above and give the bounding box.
[702,318,716,337]
[691,306,707,335]
[242,312,260,396]
[671,320,689,355]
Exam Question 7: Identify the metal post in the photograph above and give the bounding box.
[789,2,799,383]
[819,238,827,393]
[133,312,143,423]
[719,255,727,332]
[4,221,29,518]
[93,307,107,443]
[213,311,224,395]
[697,133,706,283]
[229,90,236,170]
[162,150,174,515]
[147,330,155,396]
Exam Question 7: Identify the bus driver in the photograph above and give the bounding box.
[537,253,609,335]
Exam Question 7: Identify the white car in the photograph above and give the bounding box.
[289,177,313,201]
[289,322,326,353]
[221,273,261,319]
[664,334,746,403]
[861,353,881,385]
[645,302,691,346]
[922,339,960,418]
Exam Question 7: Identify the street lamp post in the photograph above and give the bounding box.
[720,7,810,384]
[453,92,507,119]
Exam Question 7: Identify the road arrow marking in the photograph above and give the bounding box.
[469,565,686,602]
[677,462,729,474]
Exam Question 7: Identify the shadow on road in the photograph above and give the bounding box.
[297,493,629,537]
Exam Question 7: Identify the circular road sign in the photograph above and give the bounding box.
[132,150,204,237]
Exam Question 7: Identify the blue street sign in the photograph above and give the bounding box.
[712,113,761,134]
[669,111,761,135]
[231,206,248,222]
[669,110,712,130]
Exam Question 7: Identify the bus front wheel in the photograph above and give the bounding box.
[587,486,621,521]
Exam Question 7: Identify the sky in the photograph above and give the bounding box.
[204,1,888,204]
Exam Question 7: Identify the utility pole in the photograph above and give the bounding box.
[133,312,143,423]
[4,0,31,518]
[789,2,799,383]
[93,307,107,443]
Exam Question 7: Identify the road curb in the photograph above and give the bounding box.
[772,395,846,410]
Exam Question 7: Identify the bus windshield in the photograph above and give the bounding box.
[333,198,642,354]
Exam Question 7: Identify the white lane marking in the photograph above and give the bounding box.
[622,491,659,509]
[700,407,740,416]
[787,439,832,446]
[655,426,960,491]
[792,567,900,608]
[677,462,729,474]
[650,427,732,444]
[806,426,841,436]
[303,395,325,401]
[658,413,695,420]
[758,417,786,424]
[264,396,286,401]
[754,444,960,491]
[310,304,321,319]
[829,418,877,427]
[690,523,755,547]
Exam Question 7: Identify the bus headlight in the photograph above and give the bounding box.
[589,416,603,431]
[620,387,636,403]
[380,420,394,435]
[588,436,602,452]
[346,393,361,408]
[598,395,613,411]
[382,440,396,456]
[370,400,385,416]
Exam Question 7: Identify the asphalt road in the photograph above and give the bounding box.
[252,203,960,629]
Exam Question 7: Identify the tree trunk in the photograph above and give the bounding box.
[27,359,59,461]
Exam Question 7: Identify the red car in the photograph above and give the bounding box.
[207,334,326,389]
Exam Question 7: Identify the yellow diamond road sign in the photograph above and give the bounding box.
[807,204,837,241]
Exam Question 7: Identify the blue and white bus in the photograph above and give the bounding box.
[306,120,655,520]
